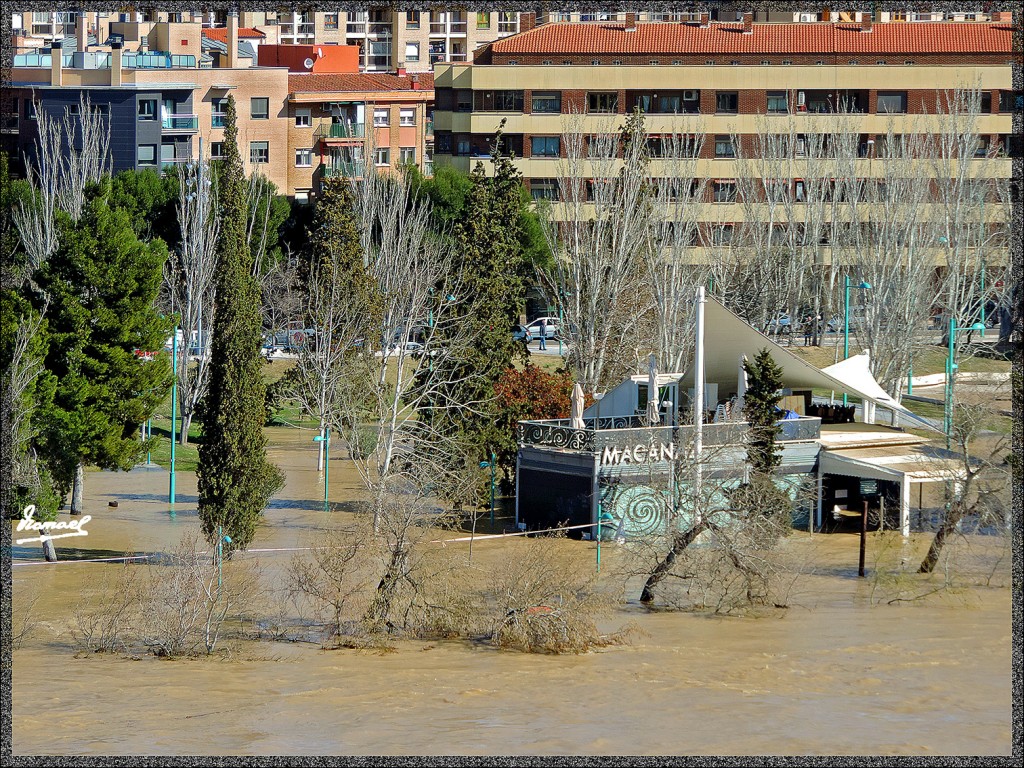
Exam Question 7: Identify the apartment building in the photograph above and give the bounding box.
[432,17,1016,260]
[8,13,435,198]
[286,72,435,202]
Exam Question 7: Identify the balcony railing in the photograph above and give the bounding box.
[162,115,198,131]
[124,52,196,69]
[321,162,360,178]
[211,112,226,128]
[369,23,392,36]
[517,416,821,454]
[314,121,365,140]
[425,119,433,135]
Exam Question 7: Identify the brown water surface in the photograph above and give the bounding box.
[11,435,1012,756]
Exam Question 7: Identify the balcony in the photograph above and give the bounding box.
[425,119,433,136]
[369,23,392,36]
[123,52,197,69]
[211,112,226,128]
[321,162,360,178]
[314,121,365,141]
[162,115,198,132]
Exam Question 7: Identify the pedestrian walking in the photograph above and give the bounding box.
[538,319,547,351]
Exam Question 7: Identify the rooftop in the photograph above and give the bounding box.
[287,72,434,94]
[201,27,266,43]
[490,21,1015,56]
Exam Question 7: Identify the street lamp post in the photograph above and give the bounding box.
[170,326,178,506]
[843,275,871,406]
[216,525,232,594]
[479,452,496,525]
[313,426,331,511]
[945,319,986,450]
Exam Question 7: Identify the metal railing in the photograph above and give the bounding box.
[124,52,196,69]
[517,416,821,453]
[211,112,226,128]
[314,121,365,140]
[162,115,198,131]
[321,162,359,178]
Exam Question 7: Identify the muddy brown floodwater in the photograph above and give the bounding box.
[11,432,1012,756]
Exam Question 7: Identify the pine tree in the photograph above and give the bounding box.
[742,347,785,476]
[197,96,284,552]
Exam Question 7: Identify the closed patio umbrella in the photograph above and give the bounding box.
[646,354,660,426]
[570,382,586,429]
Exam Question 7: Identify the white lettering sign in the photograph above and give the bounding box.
[15,505,91,545]
[600,442,675,467]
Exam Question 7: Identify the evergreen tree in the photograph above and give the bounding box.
[29,180,173,505]
[197,96,284,552]
[416,125,529,498]
[742,348,785,476]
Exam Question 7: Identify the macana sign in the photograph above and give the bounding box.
[600,442,676,467]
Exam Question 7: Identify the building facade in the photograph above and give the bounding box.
[431,17,1016,263]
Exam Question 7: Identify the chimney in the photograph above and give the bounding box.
[50,42,62,87]
[992,11,1012,22]
[520,12,536,32]
[742,12,753,34]
[111,39,123,86]
[77,11,88,52]
[227,10,239,68]
[396,63,406,76]
[699,13,711,28]
[860,14,872,33]
[411,74,420,90]
[625,13,637,31]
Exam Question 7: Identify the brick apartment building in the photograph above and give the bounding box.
[431,15,1017,262]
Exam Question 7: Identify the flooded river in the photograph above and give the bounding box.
[10,433,1012,756]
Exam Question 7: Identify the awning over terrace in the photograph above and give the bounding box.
[818,443,970,536]
[678,297,912,417]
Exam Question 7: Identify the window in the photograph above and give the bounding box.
[673,60,682,65]
[405,42,420,62]
[999,90,1022,113]
[713,180,737,202]
[592,60,600,66]
[981,92,992,113]
[532,92,561,113]
[137,144,157,166]
[876,91,907,114]
[399,108,416,126]
[794,179,806,202]
[587,92,618,113]
[375,147,390,166]
[138,98,157,120]
[210,142,224,160]
[710,224,734,245]
[473,90,524,112]
[399,147,416,164]
[530,178,559,201]
[251,97,269,120]
[542,60,553,66]
[531,136,560,158]
[848,60,859,65]
[716,91,738,113]
[767,91,788,114]
[904,60,915,66]
[974,136,990,158]
[497,12,518,34]
[295,108,310,127]
[295,148,313,167]
[761,60,770,66]
[456,91,472,112]
[211,97,227,128]
[782,60,792,65]
[25,100,37,120]
[714,135,735,158]
[250,141,269,164]
[406,11,420,29]
[373,108,390,126]
[324,14,338,30]
[476,12,489,29]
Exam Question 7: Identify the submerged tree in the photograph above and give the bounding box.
[197,96,284,552]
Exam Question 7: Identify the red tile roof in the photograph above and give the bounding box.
[491,21,1014,55]
[202,27,266,43]
[288,72,434,93]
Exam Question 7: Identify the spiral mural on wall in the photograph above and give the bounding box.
[606,485,668,538]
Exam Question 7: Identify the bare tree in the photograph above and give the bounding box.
[540,111,653,393]
[167,154,219,442]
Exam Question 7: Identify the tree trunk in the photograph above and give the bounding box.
[918,508,961,574]
[640,520,708,604]
[70,462,84,515]
[180,411,192,445]
[42,536,57,562]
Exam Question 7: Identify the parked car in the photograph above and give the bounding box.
[765,314,793,335]
[512,325,533,345]
[526,316,560,339]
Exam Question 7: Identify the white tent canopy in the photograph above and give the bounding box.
[678,296,912,415]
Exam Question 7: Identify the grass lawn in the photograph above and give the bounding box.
[786,342,1011,377]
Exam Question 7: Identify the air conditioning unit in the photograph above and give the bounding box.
[683,90,699,101]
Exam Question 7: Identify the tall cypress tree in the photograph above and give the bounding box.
[742,348,785,476]
[197,96,284,552]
